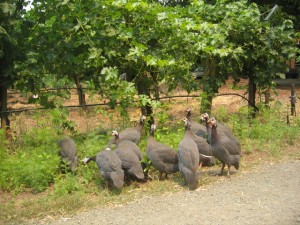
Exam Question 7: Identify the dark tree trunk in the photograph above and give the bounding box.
[74,75,87,110]
[200,58,216,114]
[248,74,257,118]
[0,81,9,132]
[291,84,296,116]
[264,88,271,107]
[137,72,153,118]
[150,71,160,101]
[200,90,213,115]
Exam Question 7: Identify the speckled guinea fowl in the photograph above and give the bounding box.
[146,124,179,180]
[202,113,241,153]
[108,115,146,147]
[111,131,145,181]
[185,107,207,138]
[82,148,125,189]
[57,137,78,172]
[111,130,143,161]
[208,118,240,177]
[178,118,200,190]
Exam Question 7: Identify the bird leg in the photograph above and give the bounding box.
[183,176,187,185]
[227,166,231,178]
[159,172,163,181]
[165,173,168,180]
[105,179,109,189]
[199,161,203,169]
[219,163,225,176]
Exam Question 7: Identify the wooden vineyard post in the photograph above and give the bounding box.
[290,84,296,116]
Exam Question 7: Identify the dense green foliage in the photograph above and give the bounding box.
[1,0,299,115]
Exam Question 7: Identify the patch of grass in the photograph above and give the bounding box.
[0,123,60,193]
[217,105,300,158]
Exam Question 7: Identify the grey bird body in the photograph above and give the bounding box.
[115,145,145,180]
[82,148,125,189]
[208,118,240,177]
[202,113,241,154]
[190,132,216,167]
[146,124,179,180]
[178,118,200,190]
[108,115,146,146]
[57,137,78,172]
[96,149,125,189]
[217,125,241,154]
[117,139,143,161]
[112,131,145,181]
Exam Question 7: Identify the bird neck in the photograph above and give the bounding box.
[136,123,144,134]
[204,119,209,130]
[210,125,219,144]
[150,130,155,137]
[185,127,193,137]
[114,136,121,145]
[186,112,192,121]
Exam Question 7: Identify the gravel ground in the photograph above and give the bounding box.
[43,160,300,225]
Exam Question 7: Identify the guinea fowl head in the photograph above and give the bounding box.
[207,118,217,127]
[140,115,147,124]
[200,113,209,122]
[150,124,156,136]
[81,157,90,164]
[111,130,119,138]
[183,117,191,129]
[81,155,96,164]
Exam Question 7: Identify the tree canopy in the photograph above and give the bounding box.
[0,0,299,129]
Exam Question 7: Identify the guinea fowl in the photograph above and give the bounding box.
[57,137,78,172]
[146,124,179,180]
[111,130,145,181]
[111,130,143,160]
[202,113,241,152]
[82,148,125,189]
[207,118,240,177]
[178,118,200,190]
[108,115,146,147]
[185,107,207,138]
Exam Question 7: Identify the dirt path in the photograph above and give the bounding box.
[44,160,300,225]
